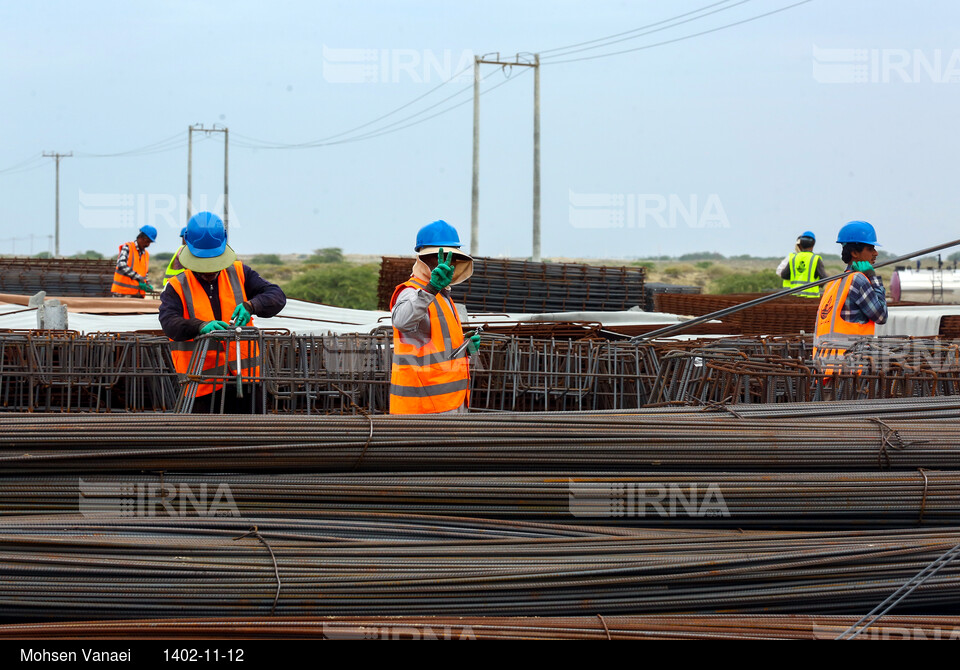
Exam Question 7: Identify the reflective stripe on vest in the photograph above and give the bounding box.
[111,242,149,296]
[813,273,875,374]
[163,246,186,287]
[789,252,821,297]
[389,277,469,414]
[168,262,260,398]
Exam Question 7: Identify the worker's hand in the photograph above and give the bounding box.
[465,331,482,356]
[231,303,252,327]
[138,281,154,292]
[427,248,455,293]
[199,320,231,334]
[851,261,875,275]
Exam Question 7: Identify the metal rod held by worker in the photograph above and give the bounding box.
[634,236,960,341]
[234,327,243,398]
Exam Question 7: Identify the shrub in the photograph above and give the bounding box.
[251,254,283,265]
[711,271,783,295]
[72,250,104,260]
[694,261,713,270]
[308,247,344,264]
[152,252,174,262]
[661,264,694,279]
[282,263,378,309]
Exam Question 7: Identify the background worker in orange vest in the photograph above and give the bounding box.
[158,212,286,413]
[111,225,157,297]
[389,220,480,414]
[813,221,888,373]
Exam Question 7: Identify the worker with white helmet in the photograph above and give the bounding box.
[389,219,480,414]
[813,221,887,372]
[111,225,157,298]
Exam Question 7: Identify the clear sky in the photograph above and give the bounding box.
[2,0,959,260]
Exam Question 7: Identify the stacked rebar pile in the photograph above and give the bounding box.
[652,291,947,336]
[4,614,959,640]
[0,257,116,297]
[4,410,960,472]
[378,256,647,313]
[4,470,958,527]
[0,516,958,618]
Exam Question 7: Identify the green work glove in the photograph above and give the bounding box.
[138,281,154,292]
[428,248,455,293]
[465,332,482,356]
[199,320,231,334]
[231,302,252,326]
[851,261,874,274]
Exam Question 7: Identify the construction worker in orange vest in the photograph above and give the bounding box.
[813,221,888,375]
[389,220,480,414]
[158,212,286,413]
[111,225,156,297]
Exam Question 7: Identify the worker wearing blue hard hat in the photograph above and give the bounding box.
[389,219,479,414]
[813,221,887,375]
[158,212,286,413]
[162,226,190,288]
[111,225,157,298]
[777,230,824,297]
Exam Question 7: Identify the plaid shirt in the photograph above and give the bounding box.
[839,268,887,325]
[116,240,147,282]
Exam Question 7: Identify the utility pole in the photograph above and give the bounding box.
[186,124,229,233]
[470,53,541,260]
[471,56,480,255]
[532,53,541,263]
[42,151,72,257]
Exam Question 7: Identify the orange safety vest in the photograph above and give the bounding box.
[168,262,260,398]
[389,277,470,414]
[813,273,875,374]
[111,241,149,296]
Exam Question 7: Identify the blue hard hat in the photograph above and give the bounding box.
[836,220,880,246]
[185,212,227,258]
[139,225,158,242]
[415,220,461,252]
[179,226,187,239]
[799,231,816,241]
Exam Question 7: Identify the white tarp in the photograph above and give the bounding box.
[0,299,702,335]
[8,296,949,337]
[875,305,960,337]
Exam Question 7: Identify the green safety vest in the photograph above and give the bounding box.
[786,251,821,297]
[163,245,186,288]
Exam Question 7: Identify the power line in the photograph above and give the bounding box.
[0,154,45,175]
[74,131,191,158]
[227,67,519,150]
[543,0,814,65]
[539,0,747,57]
[231,63,476,149]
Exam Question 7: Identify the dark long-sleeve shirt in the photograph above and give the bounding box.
[159,264,287,341]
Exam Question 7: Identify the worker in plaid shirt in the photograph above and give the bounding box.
[814,221,887,374]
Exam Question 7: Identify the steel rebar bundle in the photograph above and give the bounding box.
[3,614,960,639]
[1,516,960,619]
[3,471,959,527]
[378,256,648,313]
[3,410,960,472]
[0,257,116,297]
